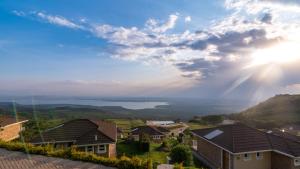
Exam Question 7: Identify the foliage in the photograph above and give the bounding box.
[139,141,150,152]
[147,159,153,169]
[0,141,152,169]
[189,115,224,125]
[117,140,168,164]
[170,145,193,166]
[174,163,184,169]
[158,140,171,152]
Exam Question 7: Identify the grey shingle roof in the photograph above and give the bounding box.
[0,148,115,169]
[191,123,300,157]
[31,119,116,145]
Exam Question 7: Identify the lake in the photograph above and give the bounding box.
[0,97,169,110]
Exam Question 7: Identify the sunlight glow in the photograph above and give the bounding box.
[247,42,300,68]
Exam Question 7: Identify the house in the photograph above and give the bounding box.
[31,119,117,158]
[131,125,169,142]
[0,115,28,141]
[191,123,300,169]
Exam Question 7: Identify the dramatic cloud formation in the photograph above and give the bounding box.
[12,0,300,99]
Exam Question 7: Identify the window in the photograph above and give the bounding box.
[204,129,223,139]
[86,146,93,153]
[243,153,251,161]
[294,159,300,166]
[97,145,106,153]
[153,135,161,139]
[256,152,263,160]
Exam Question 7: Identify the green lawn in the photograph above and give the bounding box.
[107,119,145,134]
[186,123,211,130]
[117,140,168,164]
[138,143,169,164]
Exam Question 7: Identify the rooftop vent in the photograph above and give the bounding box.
[95,135,98,141]
[204,129,223,139]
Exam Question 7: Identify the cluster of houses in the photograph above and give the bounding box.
[2,115,300,169]
[0,116,187,158]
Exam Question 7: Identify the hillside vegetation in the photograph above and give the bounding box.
[232,94,300,128]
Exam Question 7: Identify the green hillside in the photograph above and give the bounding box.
[232,94,300,128]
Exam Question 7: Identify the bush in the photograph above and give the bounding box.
[170,145,193,166]
[158,140,171,152]
[174,163,184,169]
[147,159,153,169]
[0,141,152,169]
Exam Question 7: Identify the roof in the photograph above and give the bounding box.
[0,148,115,169]
[31,119,117,145]
[155,126,170,133]
[0,115,27,127]
[191,123,300,157]
[266,129,300,142]
[131,126,166,136]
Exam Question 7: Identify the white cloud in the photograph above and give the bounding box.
[12,10,26,17]
[185,16,192,22]
[36,12,83,29]
[145,14,179,33]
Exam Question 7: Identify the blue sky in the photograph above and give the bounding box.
[1,0,300,100]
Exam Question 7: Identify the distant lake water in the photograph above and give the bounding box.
[0,97,169,110]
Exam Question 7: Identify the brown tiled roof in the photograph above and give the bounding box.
[191,123,300,157]
[0,115,27,127]
[131,126,165,136]
[267,129,300,142]
[91,120,117,141]
[31,119,116,145]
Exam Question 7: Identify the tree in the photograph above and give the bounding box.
[170,145,193,166]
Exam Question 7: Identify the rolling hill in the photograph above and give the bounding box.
[232,94,300,127]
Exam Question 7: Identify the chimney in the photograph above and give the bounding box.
[95,135,98,141]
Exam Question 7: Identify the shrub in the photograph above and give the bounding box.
[147,159,153,169]
[174,163,184,169]
[170,145,193,166]
[158,140,171,152]
[0,141,152,169]
[138,141,150,152]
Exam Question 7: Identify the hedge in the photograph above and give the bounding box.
[0,141,153,169]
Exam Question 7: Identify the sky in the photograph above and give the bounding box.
[1,0,300,101]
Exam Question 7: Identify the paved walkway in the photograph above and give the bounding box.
[0,148,116,169]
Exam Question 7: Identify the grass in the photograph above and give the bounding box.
[186,123,211,130]
[138,143,169,164]
[117,140,168,164]
[107,119,145,135]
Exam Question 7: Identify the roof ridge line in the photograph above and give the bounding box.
[148,125,164,135]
